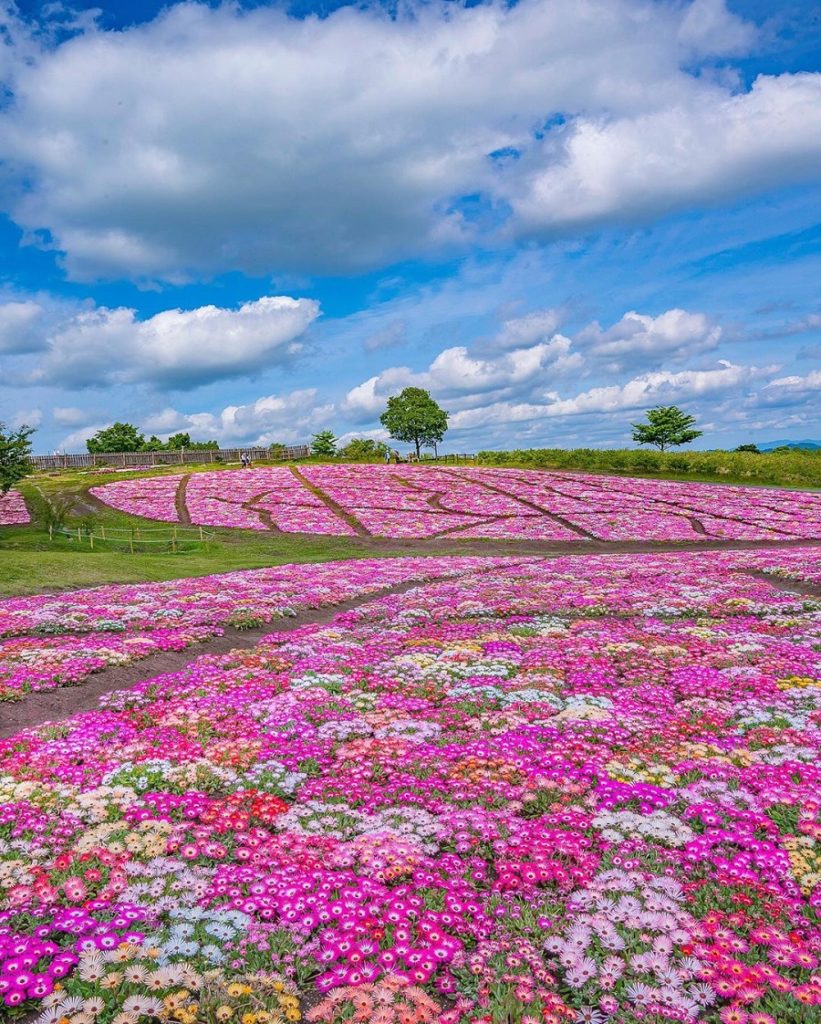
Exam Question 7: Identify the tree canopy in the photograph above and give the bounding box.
[0,422,34,494]
[379,387,449,457]
[631,405,702,452]
[86,423,218,453]
[337,437,391,461]
[311,430,338,457]
[87,422,146,453]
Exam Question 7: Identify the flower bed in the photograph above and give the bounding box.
[89,475,182,523]
[0,557,517,701]
[0,489,29,526]
[90,465,821,543]
[0,549,819,1022]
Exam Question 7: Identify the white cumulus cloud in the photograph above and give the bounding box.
[511,73,821,235]
[577,309,722,366]
[0,0,800,281]
[25,296,319,389]
[143,389,333,446]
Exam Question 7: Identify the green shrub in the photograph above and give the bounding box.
[475,447,821,488]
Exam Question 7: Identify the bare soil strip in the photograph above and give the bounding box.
[288,466,370,537]
[1,562,541,738]
[738,568,821,599]
[175,474,192,525]
[688,516,707,535]
[437,467,597,540]
[244,491,283,532]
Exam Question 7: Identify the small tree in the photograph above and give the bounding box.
[87,422,146,453]
[311,430,338,458]
[631,405,702,452]
[734,443,760,454]
[0,422,34,494]
[380,387,449,458]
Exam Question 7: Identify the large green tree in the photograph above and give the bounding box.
[0,422,34,494]
[86,422,146,453]
[380,387,449,457]
[631,405,702,452]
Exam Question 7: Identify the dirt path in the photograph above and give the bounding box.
[738,568,821,599]
[288,466,370,537]
[174,475,192,525]
[0,562,542,739]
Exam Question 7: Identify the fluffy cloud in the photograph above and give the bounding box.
[24,296,319,389]
[0,300,47,354]
[343,317,582,420]
[52,406,91,427]
[757,370,821,407]
[449,361,776,431]
[3,1,805,281]
[344,306,724,420]
[492,309,564,352]
[577,309,721,366]
[142,389,333,446]
[511,73,821,234]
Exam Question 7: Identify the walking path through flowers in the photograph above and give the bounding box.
[90,465,821,543]
[1,544,820,1023]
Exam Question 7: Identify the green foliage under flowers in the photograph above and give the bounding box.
[477,446,821,488]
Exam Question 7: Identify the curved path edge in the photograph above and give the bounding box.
[1,562,538,739]
[2,547,819,740]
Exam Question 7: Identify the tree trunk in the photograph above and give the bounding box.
[415,438,421,457]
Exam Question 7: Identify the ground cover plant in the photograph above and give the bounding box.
[477,447,821,490]
[89,464,821,542]
[0,548,819,1023]
[0,490,29,526]
[0,557,515,702]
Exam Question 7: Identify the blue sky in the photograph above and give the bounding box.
[0,1,819,453]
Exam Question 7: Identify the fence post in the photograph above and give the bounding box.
[77,526,82,543]
[89,531,94,550]
[129,529,134,555]
[199,526,204,541]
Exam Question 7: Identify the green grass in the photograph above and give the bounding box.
[0,470,412,597]
[3,452,818,598]
[477,447,821,489]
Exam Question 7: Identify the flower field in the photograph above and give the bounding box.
[89,466,821,542]
[1,547,819,1023]
[0,557,513,702]
[0,490,29,526]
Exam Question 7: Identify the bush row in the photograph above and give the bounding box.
[475,447,821,488]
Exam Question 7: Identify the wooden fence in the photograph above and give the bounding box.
[418,452,477,464]
[32,445,311,471]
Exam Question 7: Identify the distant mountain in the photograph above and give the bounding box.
[758,439,821,451]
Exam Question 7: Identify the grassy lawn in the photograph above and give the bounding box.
[0,468,412,596]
